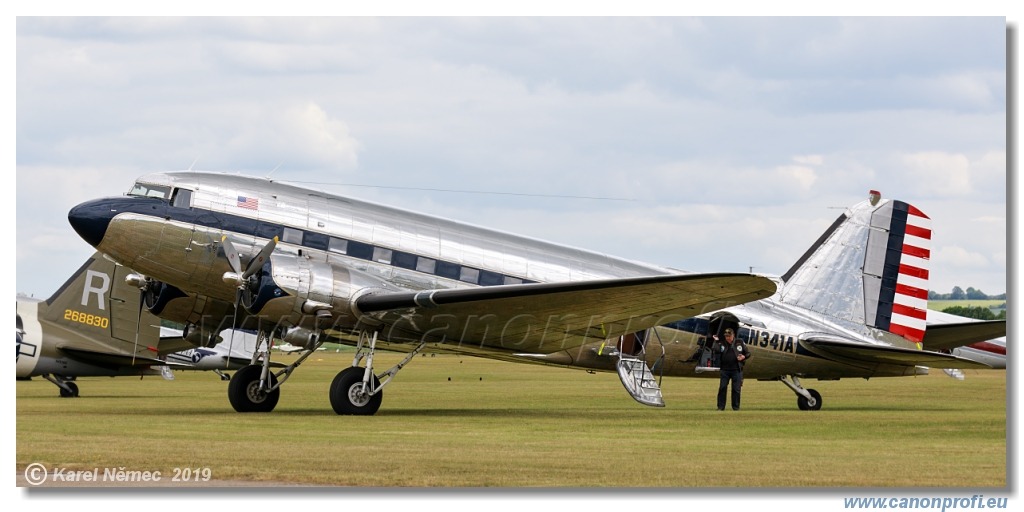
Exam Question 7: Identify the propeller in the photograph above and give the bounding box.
[220,235,278,368]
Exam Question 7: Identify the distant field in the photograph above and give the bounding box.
[928,300,1006,311]
[16,353,1007,488]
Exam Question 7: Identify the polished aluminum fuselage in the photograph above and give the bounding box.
[85,172,937,380]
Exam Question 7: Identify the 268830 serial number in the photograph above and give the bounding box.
[64,309,109,329]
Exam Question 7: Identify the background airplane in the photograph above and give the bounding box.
[16,254,264,396]
[66,172,1006,413]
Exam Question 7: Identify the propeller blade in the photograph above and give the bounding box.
[221,235,243,275]
[243,236,278,279]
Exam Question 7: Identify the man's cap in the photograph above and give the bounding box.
[724,329,734,335]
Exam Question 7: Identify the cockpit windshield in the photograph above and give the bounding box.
[127,182,171,200]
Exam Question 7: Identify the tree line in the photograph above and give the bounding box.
[927,286,1006,301]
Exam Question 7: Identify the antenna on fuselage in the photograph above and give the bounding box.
[266,164,282,179]
[188,158,200,171]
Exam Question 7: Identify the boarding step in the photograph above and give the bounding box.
[615,357,665,407]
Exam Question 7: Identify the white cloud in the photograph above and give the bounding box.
[933,245,990,267]
[898,151,973,196]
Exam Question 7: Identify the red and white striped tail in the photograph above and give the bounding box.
[865,194,931,343]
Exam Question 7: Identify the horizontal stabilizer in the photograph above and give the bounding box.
[921,320,1006,352]
[802,336,991,369]
[58,347,192,369]
[356,273,777,353]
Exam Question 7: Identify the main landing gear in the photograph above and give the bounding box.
[329,330,428,415]
[226,328,427,415]
[778,375,822,410]
[227,330,312,413]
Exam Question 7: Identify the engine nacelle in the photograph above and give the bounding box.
[241,253,397,330]
[142,280,188,316]
[282,326,320,349]
[182,323,223,348]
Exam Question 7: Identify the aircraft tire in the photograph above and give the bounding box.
[329,367,382,416]
[797,389,822,411]
[228,365,280,413]
[60,382,79,398]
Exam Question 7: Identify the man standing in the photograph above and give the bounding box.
[713,328,750,410]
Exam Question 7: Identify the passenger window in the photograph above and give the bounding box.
[416,257,436,274]
[347,241,374,260]
[373,247,393,264]
[435,261,461,280]
[328,238,348,254]
[282,227,303,245]
[459,267,480,284]
[392,252,418,270]
[479,270,504,286]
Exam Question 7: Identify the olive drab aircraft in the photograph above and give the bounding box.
[65,173,1005,414]
[16,253,266,396]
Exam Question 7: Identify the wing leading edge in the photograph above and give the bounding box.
[354,273,777,354]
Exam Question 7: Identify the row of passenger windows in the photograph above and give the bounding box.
[286,226,532,286]
[141,185,537,287]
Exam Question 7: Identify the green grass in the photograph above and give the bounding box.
[17,353,1007,487]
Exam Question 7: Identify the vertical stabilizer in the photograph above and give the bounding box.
[778,191,930,343]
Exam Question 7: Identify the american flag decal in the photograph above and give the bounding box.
[237,196,259,210]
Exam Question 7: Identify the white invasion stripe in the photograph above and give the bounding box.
[895,274,929,291]
[893,293,928,312]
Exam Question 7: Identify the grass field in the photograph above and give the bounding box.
[16,352,1007,488]
[928,300,1007,312]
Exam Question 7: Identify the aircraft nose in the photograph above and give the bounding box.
[68,198,117,248]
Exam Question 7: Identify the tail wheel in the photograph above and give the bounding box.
[330,367,382,416]
[228,365,280,413]
[797,389,822,411]
[59,382,79,398]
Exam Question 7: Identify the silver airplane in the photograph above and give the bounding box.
[16,253,264,396]
[65,172,1005,414]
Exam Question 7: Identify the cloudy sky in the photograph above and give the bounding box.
[15,17,1008,299]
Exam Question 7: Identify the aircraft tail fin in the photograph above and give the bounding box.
[42,252,161,351]
[778,190,931,343]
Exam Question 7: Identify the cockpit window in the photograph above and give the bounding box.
[127,183,171,200]
[171,188,193,208]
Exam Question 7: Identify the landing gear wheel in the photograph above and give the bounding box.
[59,382,79,398]
[228,365,280,413]
[330,367,382,416]
[797,389,822,410]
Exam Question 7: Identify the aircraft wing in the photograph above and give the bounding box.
[920,320,1006,352]
[800,337,992,369]
[58,347,192,369]
[355,273,776,354]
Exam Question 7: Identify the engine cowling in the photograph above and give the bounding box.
[182,323,223,348]
[240,253,396,330]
